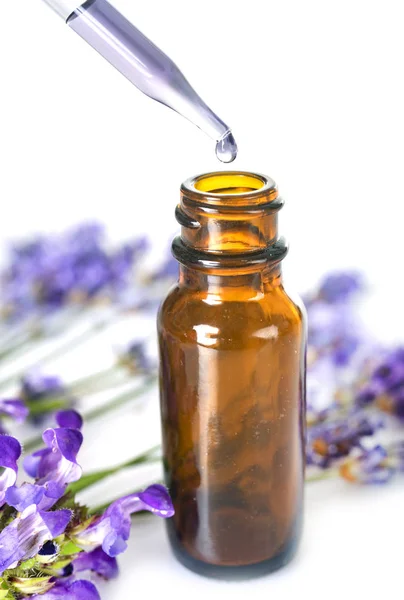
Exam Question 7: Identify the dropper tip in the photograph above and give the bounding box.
[215,131,238,163]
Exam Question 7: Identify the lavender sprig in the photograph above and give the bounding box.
[0,224,148,324]
[306,409,384,469]
[307,441,404,484]
[304,271,404,480]
[0,410,174,599]
[0,332,157,446]
[355,348,404,420]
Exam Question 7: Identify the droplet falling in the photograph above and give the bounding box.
[215,131,238,163]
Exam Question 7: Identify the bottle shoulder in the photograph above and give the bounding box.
[158,282,306,340]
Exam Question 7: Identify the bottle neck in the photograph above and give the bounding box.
[179,264,283,294]
[173,172,288,283]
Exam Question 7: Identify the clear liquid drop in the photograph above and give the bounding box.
[215,131,238,163]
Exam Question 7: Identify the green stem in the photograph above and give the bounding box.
[120,451,161,470]
[69,448,161,495]
[22,375,158,453]
[82,374,157,422]
[0,330,35,362]
[24,365,134,417]
[0,308,87,367]
[305,468,339,483]
[0,316,114,393]
[69,365,127,397]
[26,397,71,416]
[22,365,127,417]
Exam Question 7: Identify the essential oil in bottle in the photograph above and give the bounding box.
[158,172,307,579]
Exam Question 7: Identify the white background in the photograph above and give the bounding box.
[1,1,404,599]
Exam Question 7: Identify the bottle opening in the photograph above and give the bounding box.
[194,173,266,195]
[178,171,284,259]
[182,172,277,208]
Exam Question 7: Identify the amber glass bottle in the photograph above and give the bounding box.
[158,172,306,578]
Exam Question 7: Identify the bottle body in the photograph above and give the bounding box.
[158,172,306,577]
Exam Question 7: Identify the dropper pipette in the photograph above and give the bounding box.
[42,0,238,162]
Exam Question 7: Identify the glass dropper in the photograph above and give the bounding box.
[42,0,238,162]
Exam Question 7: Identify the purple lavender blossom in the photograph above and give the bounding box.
[0,399,29,433]
[373,351,404,391]
[307,411,383,468]
[21,372,65,403]
[0,505,71,575]
[1,223,147,320]
[390,391,404,421]
[0,399,28,422]
[332,335,362,367]
[5,482,45,512]
[71,484,174,556]
[110,238,148,287]
[317,271,363,304]
[355,379,386,407]
[73,547,119,580]
[124,341,153,372]
[306,301,365,367]
[24,418,83,510]
[0,435,21,507]
[0,409,174,599]
[67,223,104,249]
[28,579,100,600]
[55,409,83,430]
[355,347,404,419]
[339,445,395,484]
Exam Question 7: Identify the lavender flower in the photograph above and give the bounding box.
[110,238,149,290]
[307,411,383,468]
[21,372,65,403]
[118,340,155,373]
[355,379,386,407]
[55,409,83,430]
[6,483,45,512]
[28,580,100,600]
[355,347,404,420]
[71,485,175,556]
[1,223,148,321]
[73,547,118,580]
[317,271,363,304]
[390,392,404,421]
[373,349,404,391]
[0,505,71,575]
[23,411,83,510]
[0,410,173,599]
[339,445,395,484]
[0,399,28,433]
[19,371,70,424]
[307,301,364,367]
[0,435,21,507]
[304,271,368,374]
[0,399,28,422]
